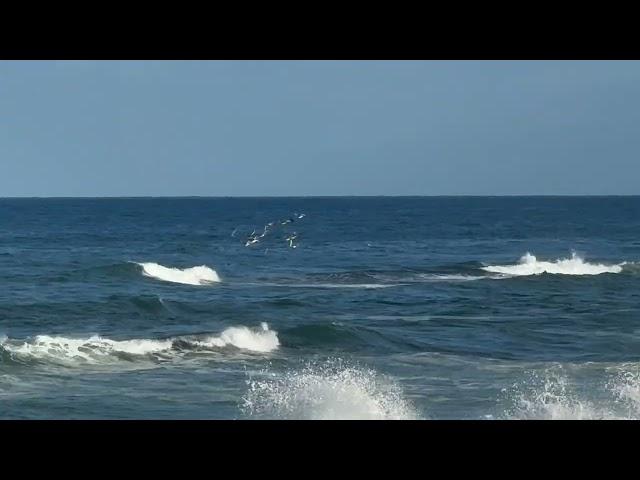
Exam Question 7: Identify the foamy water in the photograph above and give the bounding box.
[190,322,280,353]
[137,262,221,285]
[416,273,489,282]
[503,368,640,420]
[482,252,623,276]
[0,335,174,364]
[242,359,419,420]
[0,323,279,365]
[610,368,640,418]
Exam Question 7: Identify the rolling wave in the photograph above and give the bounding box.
[185,322,279,353]
[137,262,221,285]
[0,323,278,366]
[482,252,624,276]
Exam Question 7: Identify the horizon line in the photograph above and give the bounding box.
[1,194,640,199]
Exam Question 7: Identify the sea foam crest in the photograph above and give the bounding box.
[191,323,280,353]
[0,323,279,365]
[482,252,623,276]
[242,359,419,420]
[137,262,221,285]
[0,335,174,363]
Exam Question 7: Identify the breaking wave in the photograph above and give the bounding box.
[482,252,624,276]
[0,323,278,366]
[137,262,221,285]
[502,367,640,420]
[242,359,419,420]
[186,322,279,353]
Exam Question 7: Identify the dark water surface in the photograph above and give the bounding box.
[1,197,639,419]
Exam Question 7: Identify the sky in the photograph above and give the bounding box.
[1,60,639,197]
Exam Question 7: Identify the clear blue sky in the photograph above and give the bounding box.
[1,60,639,196]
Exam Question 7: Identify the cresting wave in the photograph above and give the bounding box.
[482,252,624,276]
[137,262,221,285]
[502,368,640,420]
[0,323,278,365]
[187,323,279,353]
[242,359,419,420]
[241,363,639,420]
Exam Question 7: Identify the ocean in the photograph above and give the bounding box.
[1,196,639,419]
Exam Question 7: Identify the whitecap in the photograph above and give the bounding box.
[0,334,174,363]
[242,359,419,420]
[0,323,279,366]
[137,262,221,285]
[190,323,279,353]
[502,368,640,420]
[482,252,623,276]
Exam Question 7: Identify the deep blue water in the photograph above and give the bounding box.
[1,197,639,419]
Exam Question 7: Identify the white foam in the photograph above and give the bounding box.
[0,324,279,365]
[504,369,640,420]
[611,368,640,418]
[0,335,173,364]
[193,323,279,353]
[137,262,221,285]
[417,274,488,282]
[505,372,608,420]
[482,252,623,276]
[242,359,419,420]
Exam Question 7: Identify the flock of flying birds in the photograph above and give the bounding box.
[231,212,306,250]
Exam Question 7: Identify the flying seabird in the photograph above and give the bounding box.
[245,230,260,247]
[285,233,298,248]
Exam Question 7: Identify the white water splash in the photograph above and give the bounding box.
[0,335,174,363]
[610,368,640,418]
[191,323,279,353]
[137,262,221,285]
[0,323,279,365]
[242,359,419,420]
[482,252,623,276]
[503,368,640,420]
